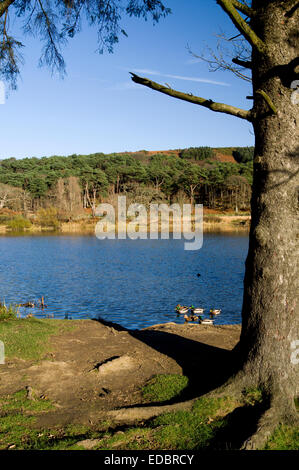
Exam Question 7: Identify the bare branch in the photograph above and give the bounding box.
[231,0,255,17]
[188,36,252,83]
[232,57,252,69]
[216,0,266,54]
[256,90,278,115]
[130,73,252,122]
[0,0,15,19]
[285,2,299,18]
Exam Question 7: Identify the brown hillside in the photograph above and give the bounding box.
[117,148,238,163]
[214,152,238,163]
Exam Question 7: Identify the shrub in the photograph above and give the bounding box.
[203,216,221,223]
[0,215,12,225]
[0,303,19,320]
[37,207,60,229]
[6,216,32,231]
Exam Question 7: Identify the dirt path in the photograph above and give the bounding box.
[0,319,240,427]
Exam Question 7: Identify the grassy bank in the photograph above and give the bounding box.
[0,318,297,451]
[0,376,297,451]
[0,316,76,361]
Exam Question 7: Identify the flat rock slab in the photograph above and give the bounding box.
[97,355,137,375]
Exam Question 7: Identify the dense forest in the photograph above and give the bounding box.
[0,146,253,226]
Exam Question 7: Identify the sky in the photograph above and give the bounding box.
[0,0,254,160]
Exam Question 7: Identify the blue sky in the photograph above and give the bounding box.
[0,0,254,159]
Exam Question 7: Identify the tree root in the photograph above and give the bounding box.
[106,373,298,452]
[106,373,250,425]
[106,398,196,425]
[204,373,249,400]
[241,401,299,450]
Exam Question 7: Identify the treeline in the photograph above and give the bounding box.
[0,147,253,222]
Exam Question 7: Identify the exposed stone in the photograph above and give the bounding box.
[97,355,136,375]
[76,439,101,450]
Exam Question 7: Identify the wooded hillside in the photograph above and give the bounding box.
[0,146,253,224]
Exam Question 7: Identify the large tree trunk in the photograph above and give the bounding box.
[108,1,298,448]
[237,1,299,419]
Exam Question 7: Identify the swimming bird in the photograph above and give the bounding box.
[175,304,189,314]
[200,318,214,325]
[191,306,204,315]
[20,302,35,308]
[184,314,199,323]
[210,309,221,315]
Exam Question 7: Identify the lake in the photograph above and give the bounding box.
[0,233,248,329]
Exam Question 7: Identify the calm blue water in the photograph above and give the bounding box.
[0,233,248,329]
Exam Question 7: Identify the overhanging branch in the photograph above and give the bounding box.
[0,0,15,18]
[231,0,255,17]
[130,73,252,122]
[217,0,266,54]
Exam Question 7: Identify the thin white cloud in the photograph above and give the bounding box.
[186,58,202,65]
[130,68,161,76]
[131,68,230,87]
[105,81,141,91]
[164,73,229,87]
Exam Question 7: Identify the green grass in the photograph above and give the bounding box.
[0,303,19,321]
[0,387,297,450]
[0,317,75,361]
[94,393,299,451]
[263,425,299,450]
[0,389,54,450]
[242,387,263,406]
[142,374,189,403]
[0,389,54,413]
[0,389,102,450]
[95,396,238,450]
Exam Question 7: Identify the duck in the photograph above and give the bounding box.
[20,301,35,308]
[190,305,204,315]
[175,304,189,315]
[210,309,221,315]
[200,318,214,325]
[184,314,199,323]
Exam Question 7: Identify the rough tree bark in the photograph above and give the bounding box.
[233,0,299,448]
[128,0,299,448]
